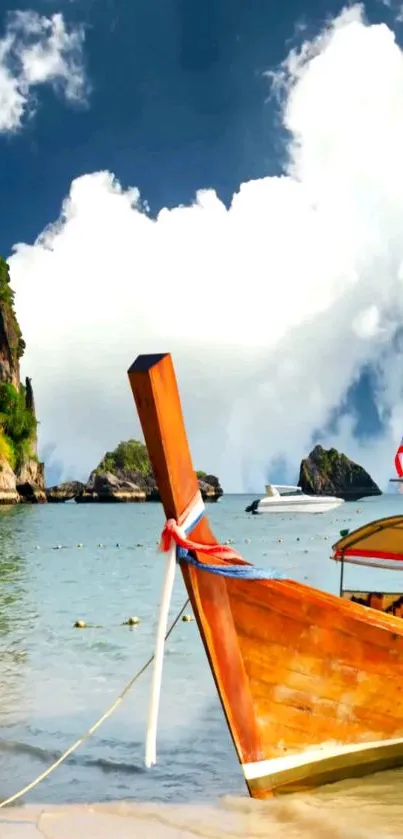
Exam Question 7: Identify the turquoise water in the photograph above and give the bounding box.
[0,493,403,812]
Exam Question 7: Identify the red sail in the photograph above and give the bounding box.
[395,438,403,478]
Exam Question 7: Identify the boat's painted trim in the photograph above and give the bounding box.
[242,736,403,794]
[242,736,403,778]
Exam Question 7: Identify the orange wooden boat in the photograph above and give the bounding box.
[128,353,403,797]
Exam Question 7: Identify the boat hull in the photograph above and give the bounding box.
[257,497,344,514]
[180,564,403,798]
[128,353,403,800]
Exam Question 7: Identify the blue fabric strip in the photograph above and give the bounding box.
[176,547,284,580]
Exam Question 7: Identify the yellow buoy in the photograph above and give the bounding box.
[182,614,194,622]
[74,620,87,629]
[123,616,140,626]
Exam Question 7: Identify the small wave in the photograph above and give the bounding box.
[0,738,144,775]
[82,756,143,775]
[0,739,59,762]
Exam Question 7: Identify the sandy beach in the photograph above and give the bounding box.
[1,800,273,839]
[3,788,403,839]
[1,802,202,839]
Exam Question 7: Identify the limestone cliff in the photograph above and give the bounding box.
[73,440,223,502]
[46,481,85,502]
[76,471,147,503]
[0,257,45,504]
[298,445,381,502]
[46,440,224,503]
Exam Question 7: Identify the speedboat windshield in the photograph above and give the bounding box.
[273,485,303,497]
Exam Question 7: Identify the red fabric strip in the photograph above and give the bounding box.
[159,516,244,564]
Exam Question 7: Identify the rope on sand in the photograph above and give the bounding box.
[0,598,190,809]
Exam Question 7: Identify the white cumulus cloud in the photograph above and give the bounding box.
[0,9,86,132]
[8,3,403,490]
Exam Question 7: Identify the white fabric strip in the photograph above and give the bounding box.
[181,491,205,535]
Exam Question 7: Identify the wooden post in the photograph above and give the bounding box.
[127,353,263,767]
[339,555,345,598]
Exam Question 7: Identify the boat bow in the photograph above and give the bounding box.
[128,353,403,797]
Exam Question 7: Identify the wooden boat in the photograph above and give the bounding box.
[128,352,403,798]
[332,515,403,600]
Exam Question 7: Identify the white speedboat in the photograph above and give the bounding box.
[246,484,344,515]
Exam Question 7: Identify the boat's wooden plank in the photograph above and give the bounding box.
[284,578,403,633]
[247,687,391,740]
[248,674,403,728]
[244,653,403,713]
[228,579,403,653]
[230,595,403,673]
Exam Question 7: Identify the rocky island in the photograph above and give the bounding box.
[46,439,223,503]
[298,445,382,501]
[0,257,45,504]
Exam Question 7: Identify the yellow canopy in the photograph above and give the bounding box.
[332,516,403,570]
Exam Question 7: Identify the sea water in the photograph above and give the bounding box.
[1,494,403,837]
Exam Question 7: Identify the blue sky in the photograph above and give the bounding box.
[2,0,403,489]
[0,0,382,250]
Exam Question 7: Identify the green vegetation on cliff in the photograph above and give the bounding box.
[97,439,151,476]
[0,382,37,471]
[0,258,36,471]
[0,257,25,359]
[95,441,217,486]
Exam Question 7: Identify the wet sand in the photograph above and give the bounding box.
[2,774,403,839]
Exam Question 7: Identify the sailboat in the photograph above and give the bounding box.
[128,353,403,797]
[390,436,403,485]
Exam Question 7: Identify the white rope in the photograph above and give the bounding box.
[145,539,177,768]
